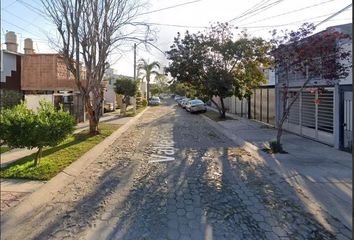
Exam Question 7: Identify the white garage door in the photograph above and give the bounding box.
[284,88,334,145]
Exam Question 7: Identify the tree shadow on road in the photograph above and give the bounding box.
[20,105,350,240]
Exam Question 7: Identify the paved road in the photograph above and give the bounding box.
[3,100,350,240]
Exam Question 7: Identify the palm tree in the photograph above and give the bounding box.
[137,59,160,101]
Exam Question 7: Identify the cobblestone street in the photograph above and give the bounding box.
[2,100,351,240]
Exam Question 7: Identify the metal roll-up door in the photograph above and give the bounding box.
[317,89,334,133]
[288,91,300,125]
[301,91,316,130]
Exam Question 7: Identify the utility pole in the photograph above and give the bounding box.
[133,43,137,112]
[133,43,137,81]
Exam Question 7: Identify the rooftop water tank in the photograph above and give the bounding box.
[24,38,34,54]
[5,31,18,52]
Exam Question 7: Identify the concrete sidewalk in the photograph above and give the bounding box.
[0,110,131,168]
[204,107,352,230]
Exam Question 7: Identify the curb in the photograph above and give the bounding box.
[0,106,150,234]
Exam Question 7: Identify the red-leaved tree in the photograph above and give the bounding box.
[270,23,351,149]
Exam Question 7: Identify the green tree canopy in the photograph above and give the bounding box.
[114,77,138,103]
[166,22,271,118]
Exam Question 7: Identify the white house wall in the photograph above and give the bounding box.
[1,51,17,83]
[25,94,53,112]
[263,69,276,86]
[104,84,117,109]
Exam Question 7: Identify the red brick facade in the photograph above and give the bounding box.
[21,54,77,91]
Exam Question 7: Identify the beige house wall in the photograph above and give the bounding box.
[25,94,54,112]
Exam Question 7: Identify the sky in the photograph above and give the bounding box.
[1,0,352,78]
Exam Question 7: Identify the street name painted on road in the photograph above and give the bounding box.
[149,131,176,163]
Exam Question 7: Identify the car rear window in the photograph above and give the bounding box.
[191,100,204,104]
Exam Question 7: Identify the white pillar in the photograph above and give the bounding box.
[333,84,340,149]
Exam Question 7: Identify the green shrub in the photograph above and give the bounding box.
[136,91,142,108]
[1,101,75,166]
[0,90,22,109]
[142,98,148,107]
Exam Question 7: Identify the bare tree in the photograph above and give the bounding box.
[41,0,152,134]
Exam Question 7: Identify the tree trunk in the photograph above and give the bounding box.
[210,98,223,116]
[89,117,99,134]
[276,116,286,145]
[85,96,100,135]
[220,97,226,119]
[147,79,150,103]
[276,90,300,146]
[124,96,130,115]
[34,147,43,166]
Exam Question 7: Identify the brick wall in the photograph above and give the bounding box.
[21,54,76,91]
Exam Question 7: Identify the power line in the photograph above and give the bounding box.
[146,10,351,31]
[229,0,271,22]
[2,8,49,36]
[315,3,352,27]
[147,22,206,29]
[232,0,286,24]
[238,13,339,28]
[138,0,203,16]
[242,15,351,29]
[1,19,46,40]
[248,17,352,35]
[17,0,48,19]
[241,0,335,25]
[2,0,18,9]
[229,0,285,23]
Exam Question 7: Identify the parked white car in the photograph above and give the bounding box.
[174,95,183,102]
[149,96,161,106]
[179,98,191,108]
[185,99,207,113]
[104,102,114,112]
